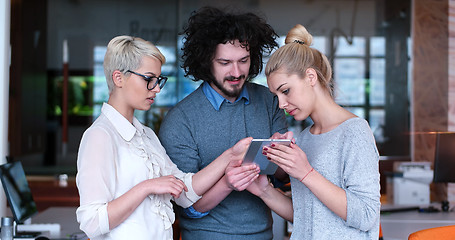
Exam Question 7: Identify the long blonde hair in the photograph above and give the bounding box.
[265,24,335,98]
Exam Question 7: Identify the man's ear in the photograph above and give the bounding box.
[306,68,318,86]
[112,70,124,88]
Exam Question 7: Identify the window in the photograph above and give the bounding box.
[256,35,388,145]
[333,36,386,146]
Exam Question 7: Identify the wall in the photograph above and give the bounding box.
[260,0,377,36]
[46,0,377,70]
[412,0,455,202]
[450,0,455,131]
[449,0,455,204]
[9,0,48,157]
[47,0,180,70]
[412,0,448,163]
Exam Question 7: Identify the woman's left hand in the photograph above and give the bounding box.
[246,174,271,197]
[270,131,295,143]
[263,142,312,181]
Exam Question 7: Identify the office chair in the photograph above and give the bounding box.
[408,225,455,240]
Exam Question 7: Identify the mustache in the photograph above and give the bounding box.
[225,75,246,81]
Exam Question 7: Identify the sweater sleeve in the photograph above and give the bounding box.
[342,120,381,232]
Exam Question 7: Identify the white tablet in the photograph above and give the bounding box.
[243,139,291,175]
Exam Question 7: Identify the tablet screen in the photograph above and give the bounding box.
[243,139,291,175]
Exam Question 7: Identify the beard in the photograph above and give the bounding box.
[211,75,246,99]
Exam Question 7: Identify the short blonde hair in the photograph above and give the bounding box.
[103,35,166,94]
[265,24,334,98]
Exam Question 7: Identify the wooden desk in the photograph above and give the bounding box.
[381,209,455,240]
[27,176,79,212]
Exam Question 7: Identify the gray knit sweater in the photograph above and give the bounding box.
[291,117,381,240]
[159,82,288,240]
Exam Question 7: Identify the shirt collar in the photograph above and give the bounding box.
[101,102,144,141]
[202,81,250,111]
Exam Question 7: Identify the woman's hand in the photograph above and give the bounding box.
[263,142,312,181]
[246,174,271,197]
[271,131,295,143]
[146,175,188,198]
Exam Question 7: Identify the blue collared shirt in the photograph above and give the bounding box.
[202,81,250,111]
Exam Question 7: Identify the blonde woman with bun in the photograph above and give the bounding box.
[246,24,381,239]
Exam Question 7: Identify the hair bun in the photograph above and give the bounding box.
[285,24,313,46]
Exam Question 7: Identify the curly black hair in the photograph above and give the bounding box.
[181,6,279,82]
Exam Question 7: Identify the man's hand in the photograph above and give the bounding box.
[229,137,253,161]
[225,160,260,191]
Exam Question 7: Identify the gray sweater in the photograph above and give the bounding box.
[291,117,381,240]
[159,82,288,240]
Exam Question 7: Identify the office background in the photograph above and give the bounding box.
[11,0,407,170]
[1,0,454,220]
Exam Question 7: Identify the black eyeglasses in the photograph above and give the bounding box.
[126,70,168,90]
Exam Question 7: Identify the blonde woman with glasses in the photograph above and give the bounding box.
[75,35,259,240]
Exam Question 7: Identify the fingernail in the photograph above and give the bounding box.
[271,144,275,147]
[263,147,268,151]
[267,157,271,160]
[262,151,267,155]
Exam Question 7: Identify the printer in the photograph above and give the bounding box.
[386,162,433,205]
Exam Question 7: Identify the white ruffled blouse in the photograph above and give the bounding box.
[76,103,200,240]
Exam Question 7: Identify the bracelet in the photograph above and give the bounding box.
[300,168,314,182]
